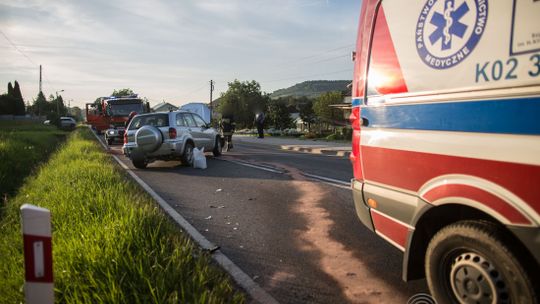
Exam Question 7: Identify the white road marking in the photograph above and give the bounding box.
[301,173,351,190]
[222,159,285,174]
[221,158,351,191]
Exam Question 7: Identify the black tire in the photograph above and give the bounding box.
[213,137,222,156]
[132,159,147,169]
[181,141,194,166]
[426,220,537,304]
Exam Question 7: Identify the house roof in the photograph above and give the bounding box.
[152,102,178,112]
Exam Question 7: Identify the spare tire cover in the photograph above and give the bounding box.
[135,125,163,153]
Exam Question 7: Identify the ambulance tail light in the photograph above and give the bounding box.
[349,106,363,180]
[350,107,361,130]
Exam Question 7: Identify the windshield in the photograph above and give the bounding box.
[109,103,145,116]
[128,114,169,130]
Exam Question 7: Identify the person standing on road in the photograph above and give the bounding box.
[254,112,265,138]
[220,115,236,150]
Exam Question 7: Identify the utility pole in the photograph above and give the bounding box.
[209,80,214,123]
[39,65,42,93]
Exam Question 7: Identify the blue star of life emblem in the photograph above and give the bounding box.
[415,0,488,69]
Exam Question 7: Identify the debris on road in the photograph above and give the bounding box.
[205,216,212,220]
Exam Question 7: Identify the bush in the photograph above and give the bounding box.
[301,132,318,139]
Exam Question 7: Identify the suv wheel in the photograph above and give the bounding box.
[132,159,147,169]
[181,142,194,166]
[213,137,222,156]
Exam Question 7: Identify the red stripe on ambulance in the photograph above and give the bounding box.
[370,209,409,250]
[423,184,531,225]
[361,146,540,220]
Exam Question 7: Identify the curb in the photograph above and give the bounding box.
[88,127,279,304]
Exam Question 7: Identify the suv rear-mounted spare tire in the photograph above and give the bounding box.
[135,125,163,153]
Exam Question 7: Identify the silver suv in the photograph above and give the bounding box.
[122,111,222,169]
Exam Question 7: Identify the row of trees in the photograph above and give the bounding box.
[28,91,67,117]
[0,81,26,115]
[1,80,86,126]
[216,80,346,132]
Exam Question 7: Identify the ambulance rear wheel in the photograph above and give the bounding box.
[425,221,537,304]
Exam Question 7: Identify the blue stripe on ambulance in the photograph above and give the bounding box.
[361,96,540,135]
[352,98,363,107]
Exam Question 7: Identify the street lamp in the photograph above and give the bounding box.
[55,90,64,116]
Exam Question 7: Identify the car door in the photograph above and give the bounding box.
[175,113,190,139]
[191,113,214,150]
[182,113,205,148]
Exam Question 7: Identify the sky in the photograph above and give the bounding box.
[0,0,361,108]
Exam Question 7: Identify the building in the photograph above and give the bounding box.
[152,102,178,112]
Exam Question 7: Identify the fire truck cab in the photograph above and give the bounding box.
[86,95,149,144]
[350,0,539,302]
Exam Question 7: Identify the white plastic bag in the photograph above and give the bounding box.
[193,147,207,169]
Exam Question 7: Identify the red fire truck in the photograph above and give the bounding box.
[85,95,149,144]
[350,0,539,303]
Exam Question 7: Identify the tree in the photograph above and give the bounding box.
[313,91,343,131]
[30,91,48,116]
[12,81,25,115]
[266,98,293,130]
[111,88,135,97]
[55,94,67,116]
[217,80,269,128]
[7,82,14,96]
[0,94,16,115]
[70,106,83,121]
[297,97,317,132]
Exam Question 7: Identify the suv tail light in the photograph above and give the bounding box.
[123,131,128,144]
[169,127,177,139]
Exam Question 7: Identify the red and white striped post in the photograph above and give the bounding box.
[20,204,54,304]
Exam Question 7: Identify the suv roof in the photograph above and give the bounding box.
[135,110,194,117]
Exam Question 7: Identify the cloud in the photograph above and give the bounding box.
[0,0,360,107]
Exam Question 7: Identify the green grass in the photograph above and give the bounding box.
[0,120,67,199]
[0,127,245,303]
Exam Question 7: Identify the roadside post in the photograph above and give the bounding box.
[20,204,54,304]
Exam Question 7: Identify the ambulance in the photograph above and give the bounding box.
[350,0,539,302]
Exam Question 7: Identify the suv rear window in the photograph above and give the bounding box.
[129,114,169,130]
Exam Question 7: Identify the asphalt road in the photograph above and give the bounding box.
[107,139,429,303]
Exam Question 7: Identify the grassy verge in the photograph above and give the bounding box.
[0,120,67,199]
[0,127,245,303]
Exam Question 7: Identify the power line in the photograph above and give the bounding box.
[0,29,38,66]
[262,68,351,84]
[273,43,354,68]
[308,54,350,65]
[183,82,208,99]
[1,29,60,95]
[263,53,350,78]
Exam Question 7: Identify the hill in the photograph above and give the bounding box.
[270,80,351,99]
